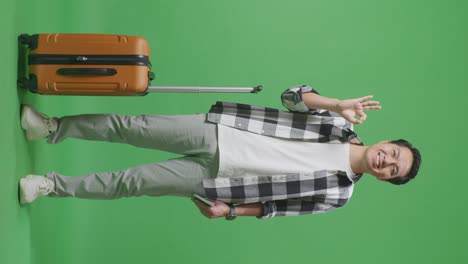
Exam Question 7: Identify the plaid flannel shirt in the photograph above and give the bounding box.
[204,85,363,218]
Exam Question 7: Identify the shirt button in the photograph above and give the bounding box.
[238,123,242,126]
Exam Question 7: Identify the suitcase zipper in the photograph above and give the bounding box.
[28,54,151,67]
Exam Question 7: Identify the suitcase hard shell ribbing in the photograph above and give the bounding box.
[19,34,151,95]
[17,33,262,95]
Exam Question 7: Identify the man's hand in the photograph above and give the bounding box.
[193,199,230,219]
[334,95,381,125]
[302,93,382,125]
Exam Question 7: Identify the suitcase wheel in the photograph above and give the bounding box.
[17,75,38,93]
[17,78,26,88]
[18,34,32,46]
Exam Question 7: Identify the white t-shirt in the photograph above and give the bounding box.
[217,125,356,178]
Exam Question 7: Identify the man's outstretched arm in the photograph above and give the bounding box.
[303,92,381,124]
[281,85,381,125]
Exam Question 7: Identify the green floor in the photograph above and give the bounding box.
[2,0,467,264]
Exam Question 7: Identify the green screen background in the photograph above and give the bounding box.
[1,0,466,263]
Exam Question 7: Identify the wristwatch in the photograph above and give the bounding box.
[225,204,237,220]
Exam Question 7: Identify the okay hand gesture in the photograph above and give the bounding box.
[335,95,381,124]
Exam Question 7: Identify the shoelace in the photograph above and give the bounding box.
[38,178,57,195]
[44,119,55,133]
[40,112,57,134]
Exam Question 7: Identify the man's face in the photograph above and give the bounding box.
[365,141,413,181]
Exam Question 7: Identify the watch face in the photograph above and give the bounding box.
[226,215,236,221]
[226,206,236,220]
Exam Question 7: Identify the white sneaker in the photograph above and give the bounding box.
[19,175,56,204]
[20,104,58,140]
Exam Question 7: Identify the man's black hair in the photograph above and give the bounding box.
[387,139,422,185]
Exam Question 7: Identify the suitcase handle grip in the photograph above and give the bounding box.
[57,68,117,76]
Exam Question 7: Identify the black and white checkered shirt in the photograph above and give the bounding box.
[204,85,363,218]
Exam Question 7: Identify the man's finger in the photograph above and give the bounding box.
[347,117,361,124]
[362,105,382,110]
[359,95,373,102]
[353,119,363,125]
[358,112,368,122]
[362,101,380,106]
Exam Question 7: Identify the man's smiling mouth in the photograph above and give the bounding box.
[376,151,381,169]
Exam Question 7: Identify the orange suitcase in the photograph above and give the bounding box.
[17,33,262,95]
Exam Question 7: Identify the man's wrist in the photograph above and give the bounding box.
[225,204,237,220]
[331,99,341,113]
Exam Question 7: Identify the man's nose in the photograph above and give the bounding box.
[384,154,396,166]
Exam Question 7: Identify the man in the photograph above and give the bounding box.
[18,85,421,220]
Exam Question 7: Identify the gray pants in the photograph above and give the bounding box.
[46,114,218,199]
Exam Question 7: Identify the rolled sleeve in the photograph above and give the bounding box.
[281,85,320,112]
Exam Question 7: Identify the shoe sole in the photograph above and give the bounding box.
[17,181,22,205]
[20,105,40,141]
[19,178,27,204]
[20,105,32,136]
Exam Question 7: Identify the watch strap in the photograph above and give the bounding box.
[225,204,237,220]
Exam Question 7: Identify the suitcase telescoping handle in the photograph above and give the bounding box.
[146,85,263,93]
[57,68,117,76]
